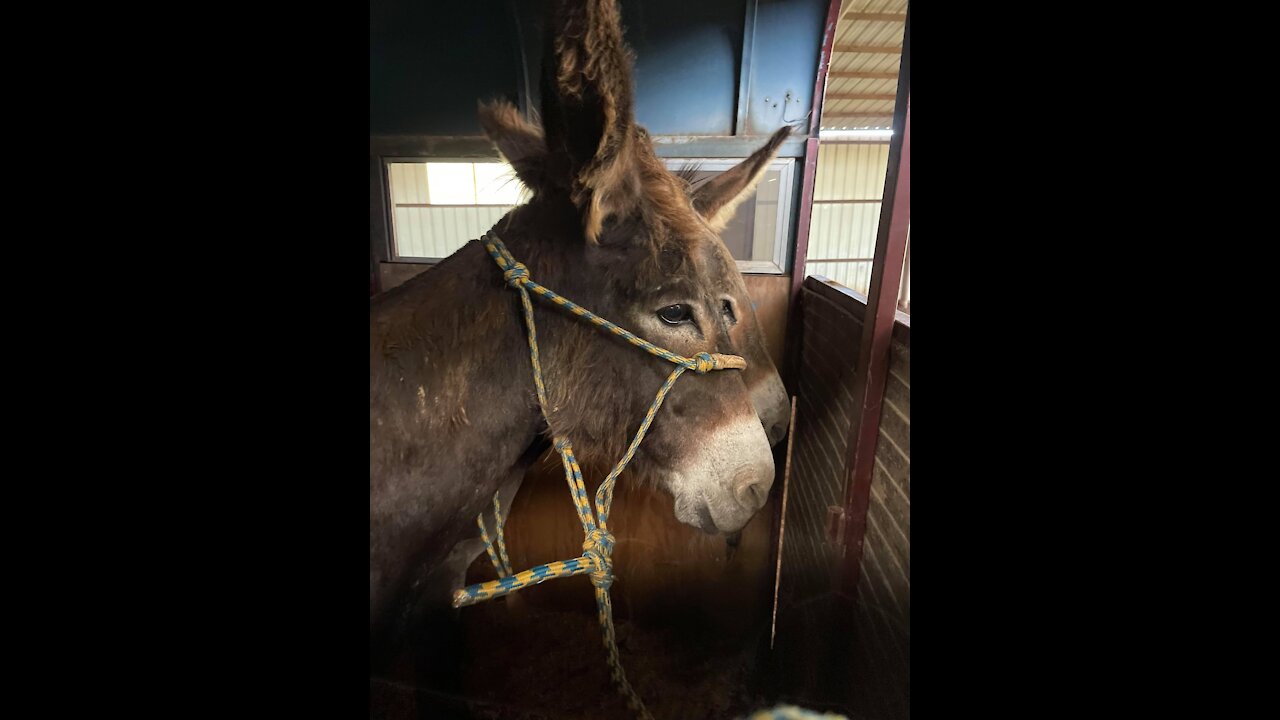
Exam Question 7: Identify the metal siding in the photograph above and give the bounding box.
[774,278,866,709]
[391,206,512,260]
[744,0,829,135]
[626,0,744,135]
[804,141,890,295]
[820,0,907,129]
[851,334,910,720]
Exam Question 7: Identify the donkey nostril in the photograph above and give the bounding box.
[733,468,771,511]
[767,418,789,446]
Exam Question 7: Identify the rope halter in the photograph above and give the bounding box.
[453,231,750,720]
[502,262,529,287]
[582,528,615,589]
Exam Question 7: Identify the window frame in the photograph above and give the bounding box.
[383,156,523,264]
[382,155,795,273]
[662,157,795,275]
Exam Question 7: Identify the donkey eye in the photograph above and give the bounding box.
[657,304,692,325]
[722,300,737,324]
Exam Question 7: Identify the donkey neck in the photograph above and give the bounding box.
[370,235,547,457]
[370,229,550,628]
[370,199,583,476]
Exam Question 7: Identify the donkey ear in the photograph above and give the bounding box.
[541,0,640,242]
[478,100,551,193]
[692,127,791,232]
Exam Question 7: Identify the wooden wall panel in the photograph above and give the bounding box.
[743,274,791,371]
[772,278,866,709]
[846,335,910,720]
[770,276,909,718]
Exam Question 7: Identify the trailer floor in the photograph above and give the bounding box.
[372,597,773,720]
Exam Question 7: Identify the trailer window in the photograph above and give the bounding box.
[385,160,529,262]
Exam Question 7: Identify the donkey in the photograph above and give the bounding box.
[370,0,791,669]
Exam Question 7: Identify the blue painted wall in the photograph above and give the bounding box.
[741,0,831,135]
[370,1,522,135]
[370,0,828,140]
[623,0,745,136]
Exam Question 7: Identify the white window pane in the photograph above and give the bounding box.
[388,160,525,260]
[659,158,792,272]
[387,163,429,205]
[426,163,476,204]
[474,163,523,205]
[751,169,781,261]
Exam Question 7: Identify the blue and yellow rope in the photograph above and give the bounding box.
[744,707,849,720]
[453,232,748,719]
[476,494,512,579]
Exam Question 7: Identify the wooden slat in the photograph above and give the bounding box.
[843,12,906,22]
[824,112,895,119]
[833,45,902,54]
[742,274,792,371]
[828,71,898,79]
[825,93,898,101]
[770,396,799,650]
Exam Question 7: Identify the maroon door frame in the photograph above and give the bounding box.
[780,0,843,406]
[839,8,910,597]
[787,0,844,320]
[769,0,844,603]
[776,2,912,599]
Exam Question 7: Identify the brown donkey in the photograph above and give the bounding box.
[370,0,791,672]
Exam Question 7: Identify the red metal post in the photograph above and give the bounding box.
[782,0,843,397]
[839,9,910,597]
[789,137,821,312]
[788,0,843,308]
[769,0,844,628]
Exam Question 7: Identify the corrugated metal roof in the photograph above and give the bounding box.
[821,0,907,129]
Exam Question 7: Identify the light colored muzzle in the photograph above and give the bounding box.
[668,414,775,534]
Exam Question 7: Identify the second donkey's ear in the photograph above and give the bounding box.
[540,0,642,243]
[691,127,791,232]
[477,100,551,194]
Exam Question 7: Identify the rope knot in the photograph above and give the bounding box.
[692,352,718,374]
[502,262,529,287]
[582,528,615,589]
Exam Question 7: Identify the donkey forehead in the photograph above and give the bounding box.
[690,234,749,296]
[633,238,743,305]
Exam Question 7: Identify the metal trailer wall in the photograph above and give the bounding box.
[773,277,910,718]
[805,142,892,294]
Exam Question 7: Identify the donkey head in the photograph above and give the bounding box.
[479,0,790,534]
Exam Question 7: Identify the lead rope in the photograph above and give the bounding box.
[454,232,747,720]
[476,494,512,579]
